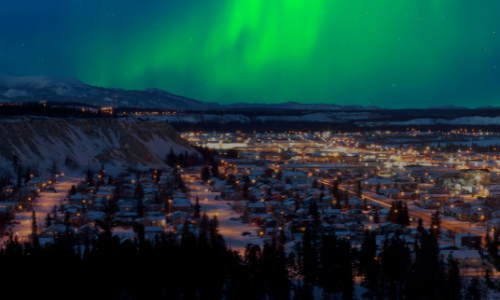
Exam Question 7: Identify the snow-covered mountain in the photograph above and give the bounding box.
[0,75,218,110]
[0,75,383,110]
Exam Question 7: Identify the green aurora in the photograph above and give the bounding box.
[2,0,500,108]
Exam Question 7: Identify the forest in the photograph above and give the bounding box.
[0,209,488,300]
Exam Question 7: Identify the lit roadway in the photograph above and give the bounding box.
[3,177,80,244]
[187,180,263,252]
[321,180,489,241]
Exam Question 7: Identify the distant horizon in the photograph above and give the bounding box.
[4,73,500,111]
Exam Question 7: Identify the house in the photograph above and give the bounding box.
[439,250,482,267]
[345,222,365,232]
[335,231,355,240]
[69,195,91,206]
[170,211,190,226]
[40,224,75,238]
[455,233,482,250]
[138,216,166,227]
[419,194,452,206]
[77,224,97,241]
[456,208,472,222]
[85,210,105,223]
[247,201,266,213]
[170,198,191,212]
[424,198,443,209]
[487,219,500,232]
[379,222,402,233]
[283,171,308,183]
[119,199,136,213]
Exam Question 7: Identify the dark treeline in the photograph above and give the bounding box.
[165,146,239,169]
[0,102,118,118]
[168,120,500,135]
[0,211,466,300]
[3,102,500,136]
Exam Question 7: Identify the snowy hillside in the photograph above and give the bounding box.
[0,117,193,173]
[161,112,379,124]
[358,116,500,126]
[161,114,252,124]
[256,113,340,122]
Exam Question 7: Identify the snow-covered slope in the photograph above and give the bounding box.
[359,116,500,126]
[0,117,193,172]
[160,114,252,124]
[162,112,380,123]
[256,113,340,122]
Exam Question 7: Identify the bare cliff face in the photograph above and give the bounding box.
[0,117,193,171]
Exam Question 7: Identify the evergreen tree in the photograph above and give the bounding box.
[332,179,339,199]
[447,254,462,300]
[357,180,363,196]
[63,211,71,228]
[465,277,486,300]
[134,183,144,200]
[416,217,424,233]
[201,166,211,182]
[431,211,442,237]
[86,170,94,187]
[44,213,52,228]
[193,197,201,218]
[53,205,58,224]
[208,215,220,245]
[312,179,319,189]
[69,185,77,196]
[31,211,37,239]
[277,169,283,181]
[137,198,144,219]
[388,201,398,223]
[373,210,380,224]
[166,147,176,167]
[211,161,219,177]
[199,211,209,233]
[16,172,22,187]
[402,202,410,227]
[308,200,321,229]
[25,169,31,184]
[242,182,250,199]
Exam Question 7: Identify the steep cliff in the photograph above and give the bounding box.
[0,117,193,171]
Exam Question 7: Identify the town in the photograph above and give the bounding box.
[1,127,500,298]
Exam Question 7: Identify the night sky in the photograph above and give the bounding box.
[2,0,500,108]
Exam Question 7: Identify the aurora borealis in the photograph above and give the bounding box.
[2,0,500,108]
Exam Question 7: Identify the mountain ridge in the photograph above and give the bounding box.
[0,74,383,111]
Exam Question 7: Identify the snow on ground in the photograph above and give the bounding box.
[161,114,252,124]
[1,176,81,245]
[256,113,340,123]
[365,116,500,126]
[188,181,263,252]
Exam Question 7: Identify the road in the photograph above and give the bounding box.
[322,180,489,241]
[4,177,80,243]
[188,182,263,252]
